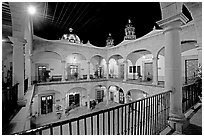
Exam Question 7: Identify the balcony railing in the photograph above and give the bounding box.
[14,91,171,135]
[182,81,201,113]
[2,83,19,130]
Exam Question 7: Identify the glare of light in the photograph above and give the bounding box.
[27,5,36,15]
[2,39,6,42]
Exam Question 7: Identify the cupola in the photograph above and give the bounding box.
[124,19,136,40]
[106,33,114,47]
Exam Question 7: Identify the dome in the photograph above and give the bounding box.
[61,28,81,44]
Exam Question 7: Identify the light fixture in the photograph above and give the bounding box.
[27,5,36,15]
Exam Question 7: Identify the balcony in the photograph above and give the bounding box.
[4,79,201,135]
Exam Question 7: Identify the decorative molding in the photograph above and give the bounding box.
[157,13,189,29]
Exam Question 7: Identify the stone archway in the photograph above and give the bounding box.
[32,51,63,83]
[108,54,124,79]
[108,85,125,104]
[126,89,148,103]
[127,49,153,81]
[65,53,87,80]
[90,55,106,79]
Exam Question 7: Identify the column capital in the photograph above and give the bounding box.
[157,13,188,30]
[8,36,27,47]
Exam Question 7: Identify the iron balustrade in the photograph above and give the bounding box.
[182,82,201,113]
[2,83,19,132]
[14,91,170,135]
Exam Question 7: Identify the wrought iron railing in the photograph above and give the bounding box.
[2,83,19,130]
[182,81,201,113]
[14,91,170,135]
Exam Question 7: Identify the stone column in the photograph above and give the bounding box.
[157,13,188,132]
[106,62,109,79]
[87,61,90,80]
[196,46,202,66]
[61,60,66,81]
[9,36,27,104]
[123,60,128,81]
[133,66,136,80]
[152,57,158,85]
[87,94,90,109]
[106,89,109,105]
[24,12,34,87]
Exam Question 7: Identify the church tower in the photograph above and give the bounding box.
[106,33,114,47]
[124,19,136,40]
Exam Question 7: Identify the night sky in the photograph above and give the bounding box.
[32,2,191,47]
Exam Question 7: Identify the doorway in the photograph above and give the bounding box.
[36,64,49,82]
[69,93,80,107]
[67,64,79,79]
[119,89,124,104]
[96,90,104,103]
[144,62,153,81]
[110,92,114,101]
[41,95,53,115]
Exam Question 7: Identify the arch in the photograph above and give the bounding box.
[181,40,197,53]
[157,40,197,58]
[108,85,125,104]
[32,51,62,62]
[182,3,194,21]
[66,52,86,60]
[127,49,153,65]
[37,89,62,95]
[67,87,87,93]
[90,55,106,79]
[126,89,148,102]
[108,54,124,62]
[90,54,106,62]
[156,47,165,58]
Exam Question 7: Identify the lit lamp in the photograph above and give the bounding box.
[27,5,36,15]
[27,5,36,53]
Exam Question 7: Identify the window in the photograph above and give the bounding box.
[129,66,133,73]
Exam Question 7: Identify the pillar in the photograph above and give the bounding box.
[61,60,66,81]
[87,61,90,80]
[157,13,188,132]
[9,36,27,104]
[196,46,202,66]
[87,94,90,109]
[123,60,128,81]
[152,57,158,85]
[106,89,109,105]
[116,61,120,78]
[106,62,109,79]
[24,14,33,87]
